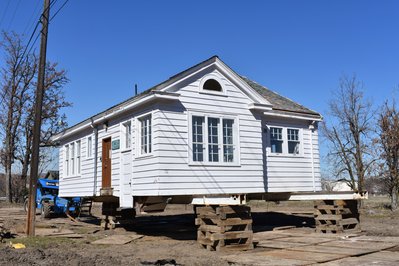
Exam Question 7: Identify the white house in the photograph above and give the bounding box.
[53,56,322,210]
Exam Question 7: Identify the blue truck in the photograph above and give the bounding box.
[24,178,82,218]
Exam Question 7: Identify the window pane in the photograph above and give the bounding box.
[125,122,131,149]
[77,141,81,174]
[192,116,204,162]
[287,129,299,141]
[271,140,283,153]
[288,141,299,154]
[208,118,219,162]
[88,137,92,157]
[270,127,282,140]
[223,119,234,162]
[148,118,152,153]
[140,115,151,155]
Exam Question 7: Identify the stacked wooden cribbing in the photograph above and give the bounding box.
[195,205,253,251]
[314,200,360,234]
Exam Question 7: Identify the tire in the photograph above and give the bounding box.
[41,202,51,219]
[23,198,29,213]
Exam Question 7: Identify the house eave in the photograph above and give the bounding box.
[263,110,323,122]
[52,91,180,142]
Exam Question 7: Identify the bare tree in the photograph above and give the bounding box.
[322,75,375,194]
[0,32,36,202]
[15,61,70,189]
[0,32,70,202]
[377,101,399,210]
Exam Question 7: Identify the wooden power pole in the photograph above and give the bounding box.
[26,0,51,236]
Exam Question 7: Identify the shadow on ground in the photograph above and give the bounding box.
[91,211,316,241]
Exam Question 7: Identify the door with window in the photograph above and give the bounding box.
[102,138,112,188]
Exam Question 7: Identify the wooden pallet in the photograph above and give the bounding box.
[314,200,360,234]
[195,205,254,251]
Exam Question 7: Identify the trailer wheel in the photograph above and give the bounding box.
[41,202,51,218]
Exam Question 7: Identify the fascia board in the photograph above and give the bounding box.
[53,92,180,142]
[263,110,323,122]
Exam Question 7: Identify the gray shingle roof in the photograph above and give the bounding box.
[240,76,321,117]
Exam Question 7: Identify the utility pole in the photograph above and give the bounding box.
[26,0,50,236]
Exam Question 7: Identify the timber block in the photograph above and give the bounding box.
[314,200,360,234]
[196,205,253,251]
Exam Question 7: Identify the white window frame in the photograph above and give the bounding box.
[287,128,300,155]
[135,112,153,158]
[121,120,132,151]
[65,145,69,176]
[64,139,83,177]
[266,125,303,157]
[188,112,240,166]
[76,140,81,175]
[199,73,226,96]
[87,135,93,158]
[70,142,75,175]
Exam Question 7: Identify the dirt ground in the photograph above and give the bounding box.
[0,196,398,266]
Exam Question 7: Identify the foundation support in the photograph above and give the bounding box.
[195,205,253,251]
[314,200,360,234]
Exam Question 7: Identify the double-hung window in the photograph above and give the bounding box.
[122,121,132,150]
[138,114,152,156]
[191,115,237,164]
[208,118,220,162]
[192,116,204,162]
[64,140,82,177]
[70,143,75,175]
[269,126,301,155]
[76,140,81,174]
[65,145,69,176]
[270,127,283,153]
[87,136,93,158]
[287,128,300,154]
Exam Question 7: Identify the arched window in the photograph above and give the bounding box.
[203,79,222,92]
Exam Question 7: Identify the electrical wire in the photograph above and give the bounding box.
[7,0,22,31]
[50,0,69,22]
[0,0,11,30]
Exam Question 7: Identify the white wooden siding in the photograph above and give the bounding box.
[58,68,321,198]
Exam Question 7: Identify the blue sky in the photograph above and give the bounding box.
[1,0,399,173]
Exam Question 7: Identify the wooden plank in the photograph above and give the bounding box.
[216,205,250,215]
[198,224,223,233]
[260,249,347,263]
[257,240,310,249]
[360,251,399,262]
[223,253,310,266]
[210,231,252,241]
[218,218,252,226]
[289,244,376,256]
[315,214,342,221]
[339,218,359,226]
[217,243,254,251]
[277,236,334,245]
[319,240,399,250]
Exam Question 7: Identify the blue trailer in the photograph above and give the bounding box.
[24,178,82,218]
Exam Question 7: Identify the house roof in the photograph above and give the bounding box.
[240,76,320,116]
[55,56,321,141]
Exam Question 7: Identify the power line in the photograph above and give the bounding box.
[7,0,22,30]
[22,0,42,37]
[0,0,11,30]
[50,0,69,22]
[13,0,58,75]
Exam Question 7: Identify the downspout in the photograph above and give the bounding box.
[309,121,316,192]
[91,118,99,196]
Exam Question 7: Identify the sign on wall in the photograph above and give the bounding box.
[112,139,120,150]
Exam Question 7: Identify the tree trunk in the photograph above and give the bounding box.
[5,162,12,203]
[392,185,398,211]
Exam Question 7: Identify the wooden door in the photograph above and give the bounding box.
[102,138,112,188]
